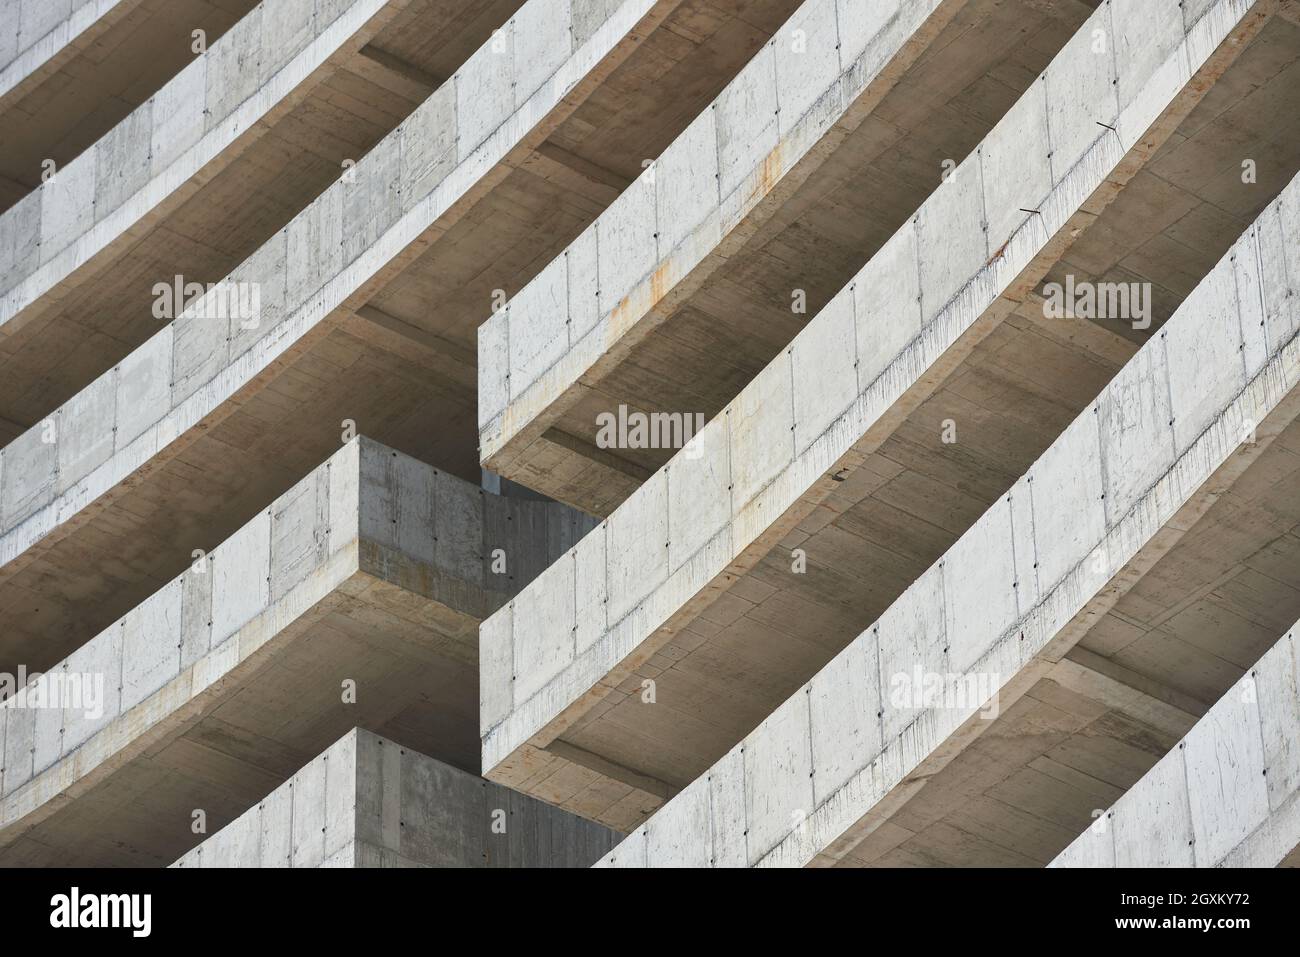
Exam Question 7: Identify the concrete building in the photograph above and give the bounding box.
[1,0,1297,867]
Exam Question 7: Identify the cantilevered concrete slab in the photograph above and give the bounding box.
[594,173,1300,865]
[1,1,129,101]
[0,0,259,213]
[0,0,818,680]
[831,409,1300,865]
[482,0,1300,825]
[0,0,533,442]
[0,437,597,866]
[172,728,618,867]
[1052,623,1300,869]
[479,0,1105,515]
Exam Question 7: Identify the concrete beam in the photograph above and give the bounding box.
[1053,622,1300,868]
[0,0,697,676]
[593,168,1300,866]
[480,0,1283,823]
[0,437,596,866]
[172,728,618,867]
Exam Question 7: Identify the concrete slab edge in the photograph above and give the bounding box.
[479,0,1268,780]
[0,0,397,331]
[476,0,956,460]
[0,436,551,847]
[594,172,1300,866]
[0,0,657,568]
[1051,621,1300,867]
[171,727,619,867]
[0,0,127,105]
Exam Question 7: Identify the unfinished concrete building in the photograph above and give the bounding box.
[1,0,1298,868]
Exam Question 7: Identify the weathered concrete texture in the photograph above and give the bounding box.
[478,0,1118,519]
[1053,624,1300,868]
[0,0,126,103]
[595,168,1300,866]
[478,0,964,507]
[0,437,596,866]
[0,0,274,220]
[481,0,1281,820]
[0,0,680,675]
[0,0,463,447]
[482,0,1300,521]
[172,728,618,867]
[0,0,397,328]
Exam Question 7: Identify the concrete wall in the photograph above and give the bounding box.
[172,728,619,867]
[480,0,1267,783]
[0,0,392,328]
[0,0,656,573]
[0,436,592,833]
[593,165,1300,866]
[1053,622,1300,868]
[477,0,951,463]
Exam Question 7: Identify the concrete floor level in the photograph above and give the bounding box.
[480,0,1099,514]
[0,0,525,442]
[0,0,259,214]
[481,0,1300,831]
[0,437,596,865]
[0,0,805,694]
[173,728,618,867]
[596,165,1300,865]
[1,0,1297,869]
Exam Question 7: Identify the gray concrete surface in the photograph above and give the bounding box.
[1052,621,1300,868]
[481,0,1296,830]
[3,0,1297,873]
[0,436,595,866]
[0,1,130,103]
[594,165,1300,865]
[479,0,1103,517]
[0,0,491,442]
[0,0,788,687]
[0,0,386,317]
[0,0,262,214]
[172,727,618,867]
